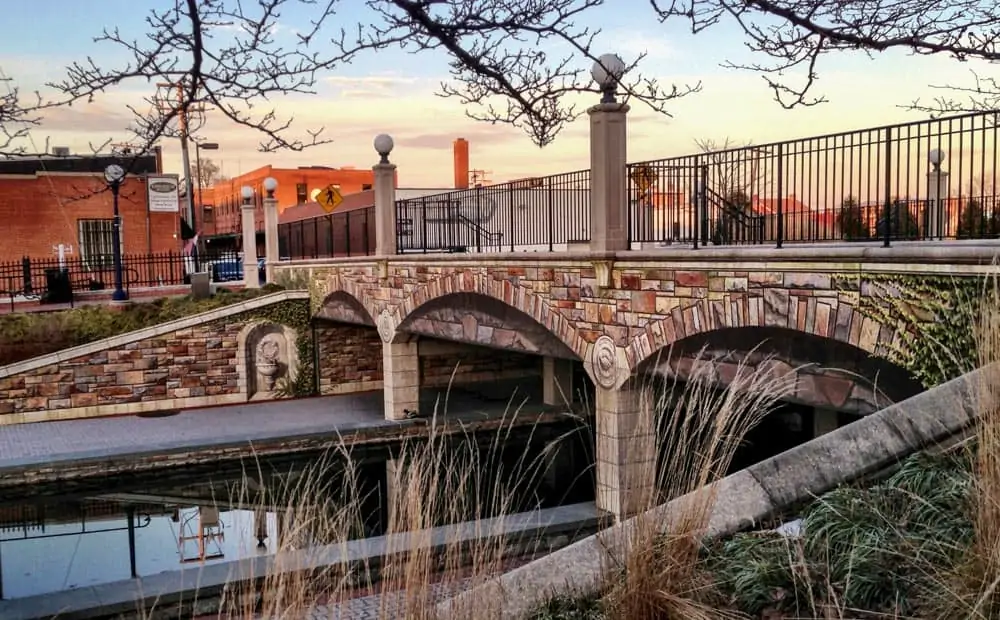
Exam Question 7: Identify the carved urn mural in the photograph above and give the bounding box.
[242,322,299,400]
[255,337,283,391]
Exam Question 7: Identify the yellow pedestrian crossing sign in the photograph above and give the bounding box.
[316,184,344,213]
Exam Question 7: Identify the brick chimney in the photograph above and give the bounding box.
[453,138,470,189]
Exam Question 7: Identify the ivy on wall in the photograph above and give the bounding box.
[212,298,317,398]
[835,273,987,388]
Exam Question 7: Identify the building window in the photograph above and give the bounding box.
[203,206,214,222]
[362,183,372,191]
[296,183,308,204]
[77,218,121,269]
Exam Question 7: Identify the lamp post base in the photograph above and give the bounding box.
[112,289,130,302]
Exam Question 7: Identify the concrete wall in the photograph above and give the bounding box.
[0,291,309,425]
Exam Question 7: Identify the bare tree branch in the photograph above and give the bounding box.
[0,68,42,157]
[651,0,1000,110]
[2,0,698,156]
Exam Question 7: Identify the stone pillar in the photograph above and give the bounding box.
[383,340,419,421]
[813,407,840,437]
[543,357,574,407]
[263,178,279,283]
[241,198,260,288]
[373,134,398,256]
[927,168,950,240]
[384,457,400,527]
[589,102,630,253]
[595,383,657,520]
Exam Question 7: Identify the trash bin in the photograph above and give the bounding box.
[41,268,73,304]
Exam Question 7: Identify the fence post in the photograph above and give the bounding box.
[346,211,352,257]
[21,257,31,296]
[328,214,335,257]
[421,197,428,254]
[509,188,515,252]
[547,177,554,253]
[883,127,893,248]
[776,143,784,249]
[475,188,482,253]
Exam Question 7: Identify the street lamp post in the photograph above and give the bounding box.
[194,141,220,230]
[104,164,129,302]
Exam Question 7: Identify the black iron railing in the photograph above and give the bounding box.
[628,110,1000,247]
[0,249,244,299]
[278,207,375,260]
[394,169,591,254]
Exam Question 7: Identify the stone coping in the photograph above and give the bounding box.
[0,501,601,620]
[278,240,1000,267]
[0,290,309,379]
[437,364,989,619]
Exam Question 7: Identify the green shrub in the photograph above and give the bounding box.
[838,196,869,240]
[708,449,974,616]
[957,199,1000,239]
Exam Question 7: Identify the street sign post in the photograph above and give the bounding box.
[316,184,344,213]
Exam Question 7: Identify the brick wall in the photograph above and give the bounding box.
[316,323,383,394]
[0,174,182,264]
[315,322,544,395]
[0,322,242,420]
[421,348,542,387]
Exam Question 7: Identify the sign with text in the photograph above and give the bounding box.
[147,174,181,212]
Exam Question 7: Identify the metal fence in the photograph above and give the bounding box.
[395,169,591,253]
[628,110,1000,247]
[278,207,376,260]
[0,250,241,299]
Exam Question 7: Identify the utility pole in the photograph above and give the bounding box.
[155,82,196,237]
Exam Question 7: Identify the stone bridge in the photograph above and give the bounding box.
[276,244,998,517]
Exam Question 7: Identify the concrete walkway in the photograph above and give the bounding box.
[0,379,563,491]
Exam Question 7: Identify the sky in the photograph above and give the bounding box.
[0,1,994,188]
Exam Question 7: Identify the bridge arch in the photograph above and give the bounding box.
[387,271,587,359]
[628,296,902,375]
[316,291,376,326]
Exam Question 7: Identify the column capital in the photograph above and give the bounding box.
[588,102,631,116]
[372,162,398,173]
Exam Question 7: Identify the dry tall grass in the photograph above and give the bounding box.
[923,275,1000,619]
[597,347,800,620]
[146,385,588,620]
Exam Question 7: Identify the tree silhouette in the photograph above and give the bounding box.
[652,0,1000,110]
[191,157,225,188]
[0,0,698,156]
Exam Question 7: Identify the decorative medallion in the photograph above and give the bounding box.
[591,335,620,388]
[377,309,395,343]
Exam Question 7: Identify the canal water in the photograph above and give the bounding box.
[0,415,594,601]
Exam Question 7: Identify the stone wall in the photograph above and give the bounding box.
[0,291,309,424]
[421,346,542,387]
[315,320,544,395]
[300,252,990,391]
[0,322,243,416]
[316,322,383,395]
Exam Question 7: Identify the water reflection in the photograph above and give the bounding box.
[0,415,595,601]
[0,501,280,599]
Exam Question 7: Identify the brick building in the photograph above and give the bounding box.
[0,149,183,266]
[199,165,385,251]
